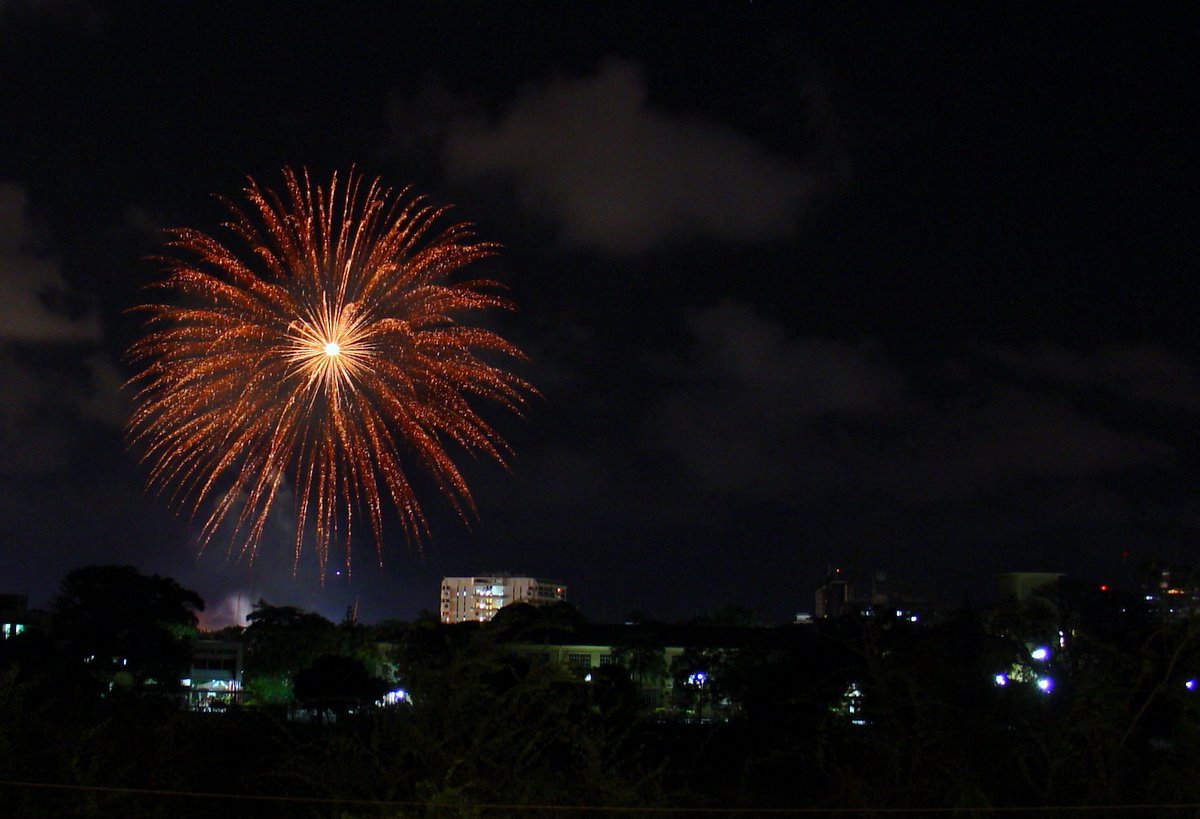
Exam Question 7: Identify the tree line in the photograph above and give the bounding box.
[2,565,1200,818]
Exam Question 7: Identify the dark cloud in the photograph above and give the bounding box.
[0,0,103,33]
[894,388,1175,505]
[485,443,648,541]
[479,307,1195,604]
[644,302,902,499]
[444,59,811,254]
[0,183,123,478]
[678,303,902,416]
[77,352,127,426]
[0,358,72,474]
[0,183,99,343]
[990,343,1200,414]
[644,304,1185,513]
[0,346,125,473]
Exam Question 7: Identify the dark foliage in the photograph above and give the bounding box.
[51,564,203,692]
[4,572,1200,818]
[293,654,389,714]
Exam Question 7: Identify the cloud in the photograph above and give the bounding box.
[0,0,103,31]
[644,303,1182,508]
[80,352,129,426]
[896,388,1174,504]
[645,303,903,498]
[680,303,903,415]
[196,590,254,630]
[0,183,99,342]
[990,342,1200,414]
[0,350,72,473]
[444,59,811,253]
[0,182,118,475]
[0,349,124,474]
[486,305,1194,584]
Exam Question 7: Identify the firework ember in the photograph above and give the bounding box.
[125,168,533,576]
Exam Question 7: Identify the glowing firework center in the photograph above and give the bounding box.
[286,301,375,401]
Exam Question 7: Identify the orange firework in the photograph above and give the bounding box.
[125,168,533,576]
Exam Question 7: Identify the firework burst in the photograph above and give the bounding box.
[125,167,534,576]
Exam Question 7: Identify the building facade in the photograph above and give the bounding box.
[1,593,28,639]
[815,569,852,619]
[440,575,567,623]
[184,638,244,711]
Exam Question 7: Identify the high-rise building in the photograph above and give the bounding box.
[440,575,567,623]
[815,569,852,620]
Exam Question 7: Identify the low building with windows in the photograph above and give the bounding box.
[184,638,244,710]
[504,622,830,719]
[440,575,567,623]
[1,593,28,639]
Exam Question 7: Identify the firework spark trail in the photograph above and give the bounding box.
[125,168,534,577]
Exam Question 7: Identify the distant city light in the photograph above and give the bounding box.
[1037,677,1053,693]
[994,673,1009,687]
[1186,679,1197,692]
[1030,647,1050,662]
[687,671,708,687]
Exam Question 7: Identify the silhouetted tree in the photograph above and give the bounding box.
[52,564,203,691]
[293,654,389,716]
[611,631,668,686]
[242,600,341,704]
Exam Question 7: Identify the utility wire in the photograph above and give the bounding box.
[2,779,1200,814]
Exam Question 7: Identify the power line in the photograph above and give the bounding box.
[2,779,1200,815]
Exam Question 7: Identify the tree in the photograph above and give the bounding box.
[52,565,204,692]
[293,654,389,716]
[243,600,341,674]
[487,600,588,643]
[242,600,341,704]
[610,629,669,714]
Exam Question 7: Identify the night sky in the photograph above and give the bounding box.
[0,2,1196,626]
